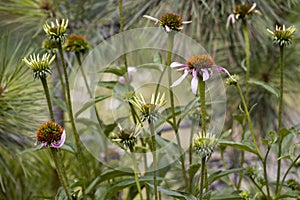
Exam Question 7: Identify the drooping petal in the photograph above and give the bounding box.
[51,131,66,148]
[143,15,160,24]
[165,25,171,32]
[215,66,235,80]
[182,21,192,24]
[226,14,235,28]
[40,142,48,149]
[201,68,212,81]
[171,69,189,87]
[170,62,187,68]
[191,69,199,94]
[119,76,126,84]
[248,3,256,13]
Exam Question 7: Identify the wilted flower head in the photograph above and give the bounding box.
[171,54,234,94]
[130,92,166,123]
[143,13,191,32]
[267,25,296,47]
[64,34,90,54]
[23,53,55,79]
[35,121,66,149]
[111,125,140,151]
[43,19,68,42]
[193,133,218,157]
[226,3,260,28]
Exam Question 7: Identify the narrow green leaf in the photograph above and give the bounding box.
[248,79,279,98]
[218,140,258,155]
[208,168,244,185]
[75,94,111,117]
[98,81,117,89]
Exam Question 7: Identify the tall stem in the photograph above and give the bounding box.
[149,121,158,200]
[198,79,207,200]
[130,150,144,200]
[57,40,87,197]
[40,77,55,121]
[236,84,262,160]
[119,0,128,73]
[40,77,71,200]
[276,45,284,193]
[242,20,250,105]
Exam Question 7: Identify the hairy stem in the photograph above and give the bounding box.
[130,149,144,200]
[276,45,284,193]
[149,121,158,200]
[236,84,262,160]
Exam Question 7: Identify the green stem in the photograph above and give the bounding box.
[199,80,206,137]
[199,157,206,200]
[40,77,71,200]
[276,45,284,193]
[263,146,271,197]
[276,152,300,197]
[249,176,267,199]
[236,84,262,160]
[166,33,188,191]
[57,40,87,198]
[242,20,250,105]
[119,0,128,73]
[54,56,67,104]
[130,149,144,200]
[51,149,72,200]
[198,79,207,200]
[40,77,55,121]
[75,53,104,129]
[149,121,158,200]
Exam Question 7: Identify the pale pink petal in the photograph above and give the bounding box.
[143,15,160,24]
[170,62,186,68]
[171,69,189,87]
[51,131,66,148]
[40,142,48,149]
[201,69,211,81]
[215,66,236,81]
[119,76,126,84]
[191,69,198,94]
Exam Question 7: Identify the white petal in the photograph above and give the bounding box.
[171,70,189,87]
[165,25,171,32]
[182,21,192,24]
[143,15,160,23]
[170,62,186,68]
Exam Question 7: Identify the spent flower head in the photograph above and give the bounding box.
[226,3,261,28]
[23,53,55,79]
[43,19,68,42]
[42,38,58,53]
[171,54,235,94]
[130,92,166,123]
[143,13,191,33]
[193,133,218,158]
[267,25,296,47]
[64,34,90,54]
[111,125,140,151]
[35,121,66,149]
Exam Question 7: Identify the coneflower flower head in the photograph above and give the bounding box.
[111,126,139,151]
[23,53,55,79]
[42,39,58,52]
[171,54,234,94]
[226,3,261,28]
[226,74,239,86]
[267,25,296,47]
[35,121,66,149]
[64,34,90,54]
[193,134,218,157]
[143,13,191,33]
[129,92,166,123]
[43,19,68,42]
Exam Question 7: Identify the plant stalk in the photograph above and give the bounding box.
[149,121,158,200]
[276,45,284,193]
